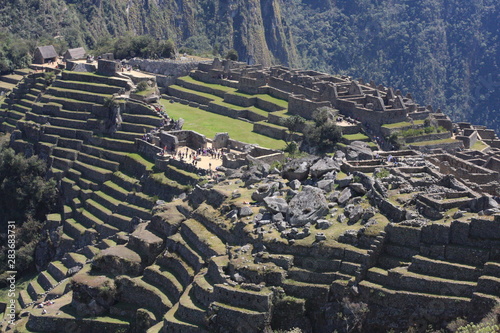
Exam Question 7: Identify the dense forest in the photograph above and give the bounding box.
[0,135,58,282]
[0,0,498,134]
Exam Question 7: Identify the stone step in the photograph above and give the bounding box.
[163,303,205,333]
[108,213,133,231]
[118,276,173,319]
[157,252,195,288]
[180,219,226,258]
[77,175,100,191]
[51,156,73,172]
[27,279,45,300]
[98,137,136,153]
[112,130,142,141]
[143,265,184,302]
[166,233,205,272]
[81,245,101,259]
[44,124,77,138]
[409,255,481,282]
[40,95,95,112]
[61,71,130,88]
[62,252,89,269]
[52,147,78,160]
[191,270,214,308]
[120,121,156,134]
[19,99,35,108]
[73,160,113,183]
[484,262,500,276]
[209,301,268,332]
[476,276,500,296]
[127,192,156,210]
[377,254,411,270]
[388,266,476,297]
[77,152,120,172]
[54,79,123,95]
[47,261,68,281]
[57,137,83,150]
[339,261,362,276]
[92,190,121,211]
[63,218,88,240]
[51,108,92,120]
[78,208,105,229]
[358,280,471,310]
[66,168,82,182]
[37,271,58,291]
[18,290,32,309]
[12,103,31,114]
[47,116,88,130]
[122,113,162,127]
[282,279,330,303]
[23,93,37,102]
[81,144,128,164]
[176,284,207,327]
[118,202,151,220]
[47,86,110,104]
[366,267,389,285]
[287,267,338,285]
[85,199,112,223]
[102,181,129,201]
[7,110,25,120]
[0,74,23,85]
[112,171,141,192]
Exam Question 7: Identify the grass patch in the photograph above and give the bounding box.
[471,140,488,151]
[178,76,236,93]
[126,153,155,171]
[381,120,425,129]
[342,133,370,141]
[161,99,284,149]
[410,138,458,146]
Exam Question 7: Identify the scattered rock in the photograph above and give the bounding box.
[289,179,301,190]
[317,179,335,192]
[315,233,327,241]
[287,186,329,227]
[264,196,289,214]
[317,219,333,230]
[239,206,253,217]
[310,157,340,179]
[337,188,353,206]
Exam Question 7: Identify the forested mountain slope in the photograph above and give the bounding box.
[0,0,498,134]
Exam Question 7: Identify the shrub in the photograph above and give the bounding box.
[136,81,150,92]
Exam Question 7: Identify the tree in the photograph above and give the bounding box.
[304,107,342,153]
[226,49,238,61]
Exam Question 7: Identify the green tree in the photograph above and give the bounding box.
[304,107,342,153]
[226,49,238,61]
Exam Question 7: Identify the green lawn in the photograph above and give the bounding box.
[381,120,425,129]
[471,140,489,151]
[410,138,458,146]
[342,133,370,141]
[161,99,284,150]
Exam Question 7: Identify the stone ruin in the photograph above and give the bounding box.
[2,57,500,333]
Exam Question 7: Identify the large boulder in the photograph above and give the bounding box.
[346,141,373,161]
[251,182,278,202]
[264,196,289,214]
[282,157,318,181]
[287,186,329,226]
[310,157,340,179]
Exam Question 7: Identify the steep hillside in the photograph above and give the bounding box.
[0,0,498,134]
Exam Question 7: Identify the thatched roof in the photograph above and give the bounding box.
[36,45,58,59]
[64,47,86,60]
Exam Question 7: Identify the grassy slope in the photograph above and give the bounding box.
[160,99,284,150]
